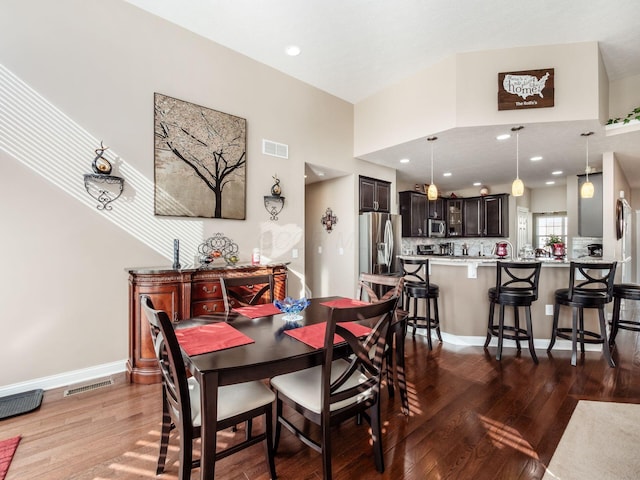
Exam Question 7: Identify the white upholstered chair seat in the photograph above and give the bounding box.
[270,359,373,414]
[185,377,275,427]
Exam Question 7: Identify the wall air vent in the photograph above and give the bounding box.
[262,139,289,159]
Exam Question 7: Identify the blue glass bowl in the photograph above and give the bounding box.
[274,297,310,322]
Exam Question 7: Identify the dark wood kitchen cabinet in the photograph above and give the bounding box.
[428,197,446,220]
[463,194,509,237]
[127,263,287,384]
[463,197,483,237]
[484,194,508,237]
[359,176,390,213]
[399,191,427,237]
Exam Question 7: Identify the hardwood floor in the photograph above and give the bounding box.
[2,328,640,479]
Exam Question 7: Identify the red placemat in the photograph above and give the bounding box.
[233,303,282,319]
[320,298,369,308]
[285,322,372,349]
[0,435,20,480]
[175,322,254,356]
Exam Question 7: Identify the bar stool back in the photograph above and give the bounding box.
[400,258,441,350]
[609,283,640,347]
[547,261,617,367]
[484,261,542,363]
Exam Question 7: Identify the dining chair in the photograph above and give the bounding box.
[220,273,275,312]
[141,296,277,480]
[270,297,397,479]
[356,273,409,414]
[547,261,617,367]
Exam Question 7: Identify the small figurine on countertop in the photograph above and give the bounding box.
[173,239,181,270]
[92,141,112,175]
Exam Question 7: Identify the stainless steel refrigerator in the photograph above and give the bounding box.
[359,212,402,275]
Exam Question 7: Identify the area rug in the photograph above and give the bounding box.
[0,389,43,420]
[0,436,21,480]
[542,400,640,479]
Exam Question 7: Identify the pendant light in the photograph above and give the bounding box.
[580,132,595,198]
[427,136,438,200]
[511,126,524,197]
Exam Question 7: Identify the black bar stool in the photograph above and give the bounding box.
[484,261,542,363]
[547,261,617,367]
[609,283,640,347]
[400,258,441,350]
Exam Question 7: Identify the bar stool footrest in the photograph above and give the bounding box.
[554,327,606,344]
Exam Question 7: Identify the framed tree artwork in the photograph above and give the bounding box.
[154,93,246,219]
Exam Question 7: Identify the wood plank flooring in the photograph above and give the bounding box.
[2,329,640,479]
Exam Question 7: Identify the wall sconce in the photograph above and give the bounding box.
[264,174,285,220]
[83,142,124,210]
[321,208,337,233]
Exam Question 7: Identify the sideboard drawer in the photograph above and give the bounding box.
[191,299,225,316]
[192,281,223,300]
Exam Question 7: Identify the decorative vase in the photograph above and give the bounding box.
[552,243,565,259]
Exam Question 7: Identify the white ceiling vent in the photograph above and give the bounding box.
[262,139,289,159]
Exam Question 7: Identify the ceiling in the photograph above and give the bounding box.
[127,0,640,191]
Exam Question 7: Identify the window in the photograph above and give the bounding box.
[534,213,568,249]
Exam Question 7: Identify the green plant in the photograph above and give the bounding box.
[607,106,640,125]
[545,234,563,246]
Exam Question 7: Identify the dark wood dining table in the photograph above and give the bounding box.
[176,296,406,480]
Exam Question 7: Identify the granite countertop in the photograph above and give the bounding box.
[398,254,570,267]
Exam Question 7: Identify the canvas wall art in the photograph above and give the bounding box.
[154,93,246,219]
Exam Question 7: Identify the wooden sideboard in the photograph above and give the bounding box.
[127,263,288,384]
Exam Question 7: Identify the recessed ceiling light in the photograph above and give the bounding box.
[399,158,410,164]
[530,156,543,161]
[285,45,301,56]
[546,181,555,185]
[317,172,325,177]
[496,134,511,141]
[473,182,482,186]
[552,170,563,175]
[443,172,452,177]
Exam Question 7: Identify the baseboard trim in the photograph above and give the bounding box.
[422,331,602,352]
[0,360,127,397]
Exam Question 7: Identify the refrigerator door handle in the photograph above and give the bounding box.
[383,218,393,266]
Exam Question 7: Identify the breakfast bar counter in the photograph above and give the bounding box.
[397,255,603,345]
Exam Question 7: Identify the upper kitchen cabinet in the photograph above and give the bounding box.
[428,197,446,220]
[578,173,603,237]
[399,191,427,237]
[447,198,463,237]
[359,176,391,213]
[463,194,509,237]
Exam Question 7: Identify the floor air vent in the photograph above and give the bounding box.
[64,378,114,397]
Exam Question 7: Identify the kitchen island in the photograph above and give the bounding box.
[398,255,610,350]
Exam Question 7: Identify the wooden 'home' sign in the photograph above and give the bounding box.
[498,68,554,110]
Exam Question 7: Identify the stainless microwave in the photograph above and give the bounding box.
[427,218,446,237]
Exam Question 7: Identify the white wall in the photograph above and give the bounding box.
[531,185,568,213]
[0,0,364,389]
[609,73,640,119]
[355,42,604,158]
[305,175,358,298]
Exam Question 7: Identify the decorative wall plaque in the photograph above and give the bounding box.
[498,68,554,111]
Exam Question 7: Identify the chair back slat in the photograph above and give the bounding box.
[400,258,430,286]
[495,261,542,298]
[568,262,617,301]
[321,297,397,412]
[357,273,403,303]
[141,295,193,429]
[220,274,275,312]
